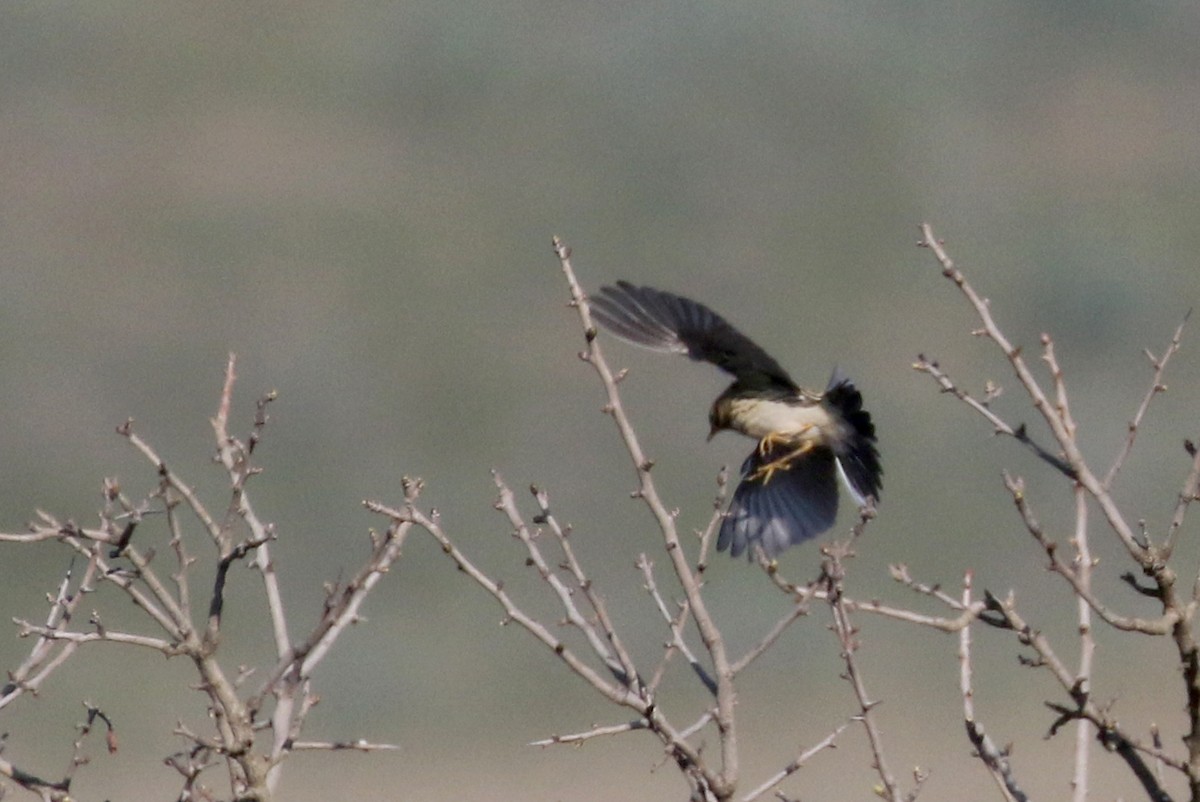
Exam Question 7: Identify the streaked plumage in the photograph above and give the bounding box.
[591,281,881,559]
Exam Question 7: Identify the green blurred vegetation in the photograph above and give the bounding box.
[1,2,1199,799]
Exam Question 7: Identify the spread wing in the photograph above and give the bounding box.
[591,281,797,392]
[717,446,840,559]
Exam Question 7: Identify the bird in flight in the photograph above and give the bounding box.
[590,281,881,559]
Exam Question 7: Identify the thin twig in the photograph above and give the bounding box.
[1104,311,1190,490]
[529,720,647,747]
[824,543,901,801]
[739,720,850,802]
[530,483,643,693]
[912,355,1075,479]
[958,570,1027,802]
[1070,485,1094,802]
[495,476,640,690]
[639,554,715,695]
[1003,474,1176,636]
[918,224,1148,563]
[984,593,1184,796]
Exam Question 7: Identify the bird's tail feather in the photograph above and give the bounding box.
[823,372,882,504]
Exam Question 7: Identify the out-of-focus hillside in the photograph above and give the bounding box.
[1,3,1199,799]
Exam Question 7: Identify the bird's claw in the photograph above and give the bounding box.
[756,431,788,457]
[749,440,815,484]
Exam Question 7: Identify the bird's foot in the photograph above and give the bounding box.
[755,425,814,458]
[749,459,788,484]
[749,441,815,484]
[756,431,789,457]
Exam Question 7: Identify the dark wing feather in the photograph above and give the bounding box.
[591,282,796,390]
[717,447,840,559]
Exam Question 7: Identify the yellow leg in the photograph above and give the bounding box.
[756,431,789,457]
[749,440,815,484]
[756,424,814,457]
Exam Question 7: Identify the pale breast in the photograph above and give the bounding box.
[727,397,836,443]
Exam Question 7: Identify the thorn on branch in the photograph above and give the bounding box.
[1118,571,1163,599]
[1045,701,1078,738]
[1068,677,1089,707]
[978,592,1014,630]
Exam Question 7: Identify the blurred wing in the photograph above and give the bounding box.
[591,281,797,390]
[717,447,839,559]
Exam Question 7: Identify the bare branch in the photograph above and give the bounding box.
[1,558,98,711]
[739,720,850,802]
[919,224,1150,563]
[555,236,738,796]
[1169,441,1200,561]
[639,553,716,695]
[912,354,1075,479]
[529,720,647,747]
[958,570,1027,802]
[1104,311,1189,490]
[493,476,639,690]
[1069,485,1094,802]
[288,740,399,752]
[1003,473,1177,636]
[520,481,643,692]
[729,602,810,677]
[824,541,901,802]
[367,496,638,710]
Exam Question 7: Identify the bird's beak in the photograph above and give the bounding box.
[707,425,719,442]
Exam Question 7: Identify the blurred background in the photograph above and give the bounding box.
[1,2,1199,799]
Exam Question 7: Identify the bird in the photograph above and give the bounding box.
[589,281,881,559]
